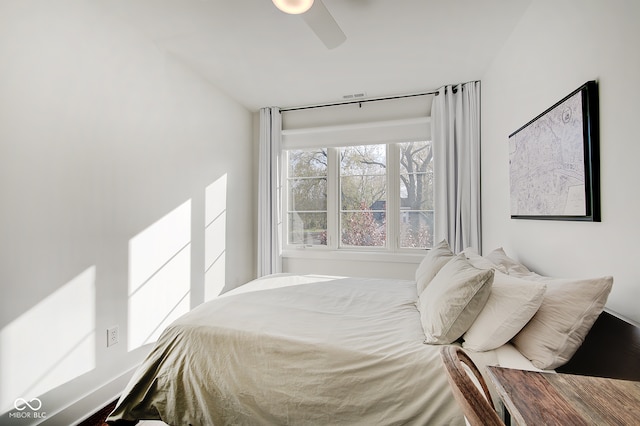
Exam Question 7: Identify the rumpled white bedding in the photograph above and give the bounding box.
[108,274,498,425]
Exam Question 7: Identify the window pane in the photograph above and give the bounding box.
[340,145,386,247]
[399,141,433,249]
[340,175,386,210]
[341,212,386,247]
[288,212,327,245]
[288,149,327,178]
[399,174,432,210]
[287,149,328,246]
[400,211,434,249]
[341,145,386,175]
[288,178,327,211]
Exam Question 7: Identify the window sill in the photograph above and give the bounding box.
[282,248,426,264]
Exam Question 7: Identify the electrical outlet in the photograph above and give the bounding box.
[107,326,119,347]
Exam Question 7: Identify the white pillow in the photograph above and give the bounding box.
[485,247,532,276]
[511,275,613,370]
[462,271,546,352]
[462,247,508,273]
[415,239,455,294]
[417,254,494,344]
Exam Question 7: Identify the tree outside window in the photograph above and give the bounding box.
[285,140,433,251]
[340,145,386,247]
[399,141,434,249]
[287,149,328,245]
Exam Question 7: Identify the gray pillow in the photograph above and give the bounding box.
[485,247,532,276]
[415,239,455,295]
[417,254,494,344]
[462,247,508,273]
[511,275,613,369]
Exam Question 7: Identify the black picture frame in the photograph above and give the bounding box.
[509,80,600,221]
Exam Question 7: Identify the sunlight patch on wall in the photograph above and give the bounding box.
[0,267,96,414]
[128,200,191,351]
[205,174,227,300]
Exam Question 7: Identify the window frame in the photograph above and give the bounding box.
[285,149,330,247]
[280,117,432,260]
[339,143,389,250]
[282,141,432,255]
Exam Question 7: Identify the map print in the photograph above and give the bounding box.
[509,91,586,216]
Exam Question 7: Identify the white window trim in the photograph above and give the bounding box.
[282,117,431,259]
[282,246,426,265]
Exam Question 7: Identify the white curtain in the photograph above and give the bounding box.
[432,81,481,253]
[258,107,282,276]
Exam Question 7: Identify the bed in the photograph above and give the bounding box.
[108,274,488,425]
[107,242,635,425]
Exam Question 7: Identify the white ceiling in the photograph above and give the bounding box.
[99,0,532,111]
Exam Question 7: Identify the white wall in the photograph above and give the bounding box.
[0,1,254,423]
[481,0,640,323]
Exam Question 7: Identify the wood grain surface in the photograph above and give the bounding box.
[487,366,640,425]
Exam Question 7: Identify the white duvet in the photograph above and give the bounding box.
[108,274,497,425]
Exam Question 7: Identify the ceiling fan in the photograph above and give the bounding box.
[272,0,346,49]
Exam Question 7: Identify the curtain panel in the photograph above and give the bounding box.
[432,81,481,253]
[258,107,282,277]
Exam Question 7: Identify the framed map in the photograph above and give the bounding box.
[509,81,600,221]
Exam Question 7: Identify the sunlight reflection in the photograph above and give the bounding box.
[0,267,96,414]
[205,174,227,300]
[128,200,191,351]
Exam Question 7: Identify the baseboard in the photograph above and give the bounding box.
[38,365,139,426]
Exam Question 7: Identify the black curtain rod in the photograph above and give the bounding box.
[280,91,438,112]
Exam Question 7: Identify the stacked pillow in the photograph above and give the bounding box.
[461,267,547,352]
[415,241,613,370]
[415,239,456,295]
[415,240,494,344]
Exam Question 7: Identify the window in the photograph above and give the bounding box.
[286,149,328,246]
[340,145,387,247]
[284,140,434,252]
[399,141,434,249]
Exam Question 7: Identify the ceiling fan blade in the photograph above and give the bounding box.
[302,0,346,49]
